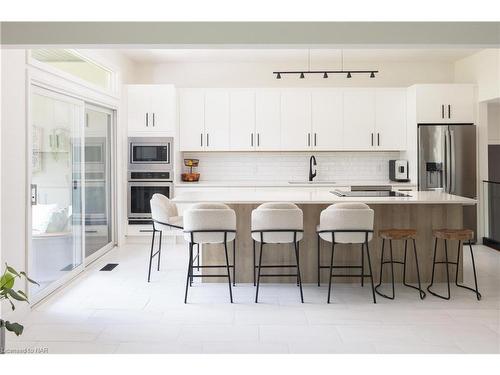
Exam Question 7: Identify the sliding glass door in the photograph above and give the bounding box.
[83,105,114,261]
[30,87,84,298]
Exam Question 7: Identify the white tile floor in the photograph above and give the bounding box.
[5,239,500,354]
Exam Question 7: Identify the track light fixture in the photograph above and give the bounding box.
[273,49,379,80]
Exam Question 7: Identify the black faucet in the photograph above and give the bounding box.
[309,155,317,182]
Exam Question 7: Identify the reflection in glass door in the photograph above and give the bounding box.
[83,105,114,260]
[30,87,84,298]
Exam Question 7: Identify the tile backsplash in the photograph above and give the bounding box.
[181,152,402,183]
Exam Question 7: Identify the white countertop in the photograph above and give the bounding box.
[175,180,417,188]
[173,189,476,205]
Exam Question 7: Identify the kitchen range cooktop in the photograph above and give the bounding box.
[331,190,411,198]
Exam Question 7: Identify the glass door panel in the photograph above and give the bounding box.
[84,106,113,259]
[30,88,83,297]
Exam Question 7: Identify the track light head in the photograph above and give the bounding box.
[323,72,328,79]
[300,72,305,79]
[370,71,375,78]
[276,72,281,79]
[347,72,352,78]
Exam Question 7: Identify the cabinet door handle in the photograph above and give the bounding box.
[146,113,149,127]
[257,133,260,146]
[251,133,254,147]
[314,133,317,147]
[308,133,311,147]
[371,133,374,146]
[377,133,380,146]
[200,133,203,147]
[152,113,155,127]
[448,105,451,119]
[206,133,209,147]
[441,105,445,119]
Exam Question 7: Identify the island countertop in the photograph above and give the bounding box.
[172,189,477,205]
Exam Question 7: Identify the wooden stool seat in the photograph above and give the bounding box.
[379,229,417,240]
[432,228,474,241]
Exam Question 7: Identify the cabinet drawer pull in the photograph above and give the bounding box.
[308,133,311,147]
[377,133,380,146]
[152,113,155,127]
[200,133,203,147]
[206,133,209,147]
[251,133,254,147]
[257,133,260,147]
[448,104,451,119]
[314,133,317,146]
[441,105,444,119]
[371,133,374,146]
[146,113,149,127]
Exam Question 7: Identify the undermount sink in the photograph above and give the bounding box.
[288,180,336,185]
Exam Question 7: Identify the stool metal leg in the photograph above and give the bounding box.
[427,238,451,300]
[403,238,426,299]
[455,240,482,300]
[147,229,156,282]
[317,234,321,287]
[157,230,163,271]
[375,239,386,293]
[253,240,256,286]
[223,239,233,303]
[364,241,377,304]
[389,240,395,299]
[294,240,304,303]
[444,239,451,299]
[255,242,264,303]
[360,243,364,287]
[184,242,193,304]
[327,241,335,304]
[196,243,200,271]
[375,238,394,300]
[233,239,236,287]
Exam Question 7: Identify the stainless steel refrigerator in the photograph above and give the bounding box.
[418,124,477,239]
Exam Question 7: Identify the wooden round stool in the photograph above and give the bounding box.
[375,229,426,300]
[427,229,481,301]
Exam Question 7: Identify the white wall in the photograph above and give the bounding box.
[487,102,500,144]
[136,61,455,88]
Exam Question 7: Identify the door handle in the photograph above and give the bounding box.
[257,133,260,147]
[441,105,445,119]
[450,129,456,193]
[314,133,317,147]
[206,133,209,147]
[251,133,254,147]
[448,105,451,119]
[377,133,380,146]
[444,129,451,193]
[146,113,149,127]
[31,184,37,205]
[308,133,311,147]
[152,113,155,127]
[371,133,374,146]
[200,133,203,147]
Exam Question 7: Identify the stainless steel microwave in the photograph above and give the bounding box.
[128,137,173,172]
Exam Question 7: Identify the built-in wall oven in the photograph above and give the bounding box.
[127,137,174,225]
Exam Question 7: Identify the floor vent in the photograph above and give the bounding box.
[100,263,119,271]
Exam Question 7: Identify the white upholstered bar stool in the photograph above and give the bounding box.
[317,203,376,303]
[183,203,236,303]
[251,202,304,303]
[148,193,184,282]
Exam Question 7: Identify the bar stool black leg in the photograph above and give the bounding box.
[294,241,304,303]
[253,240,256,286]
[427,238,438,295]
[157,231,163,271]
[389,240,395,299]
[317,234,321,287]
[444,239,451,299]
[360,243,364,287]
[223,240,233,303]
[375,239,386,292]
[364,241,377,304]
[255,242,264,303]
[147,229,156,282]
[296,240,300,287]
[184,243,193,304]
[411,239,426,299]
[233,239,236,287]
[427,238,451,300]
[327,241,335,304]
[196,243,200,271]
[455,240,482,300]
[375,238,394,300]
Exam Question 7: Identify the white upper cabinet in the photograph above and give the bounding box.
[415,84,475,124]
[311,90,343,150]
[255,90,281,150]
[127,84,175,135]
[375,89,407,150]
[179,89,205,151]
[205,90,230,150]
[281,90,312,150]
[343,89,376,150]
[230,90,255,151]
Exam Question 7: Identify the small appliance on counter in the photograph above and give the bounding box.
[389,159,409,182]
[181,159,200,182]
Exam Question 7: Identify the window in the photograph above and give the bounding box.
[31,49,113,91]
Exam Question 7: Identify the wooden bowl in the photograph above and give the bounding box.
[181,173,200,182]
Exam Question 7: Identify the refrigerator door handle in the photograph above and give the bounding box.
[444,129,450,193]
[450,129,456,194]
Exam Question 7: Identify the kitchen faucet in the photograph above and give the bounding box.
[309,155,317,182]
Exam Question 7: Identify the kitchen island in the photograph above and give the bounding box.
[173,189,476,284]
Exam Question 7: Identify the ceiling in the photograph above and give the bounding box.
[119,48,480,64]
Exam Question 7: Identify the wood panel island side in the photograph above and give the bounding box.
[172,189,477,284]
